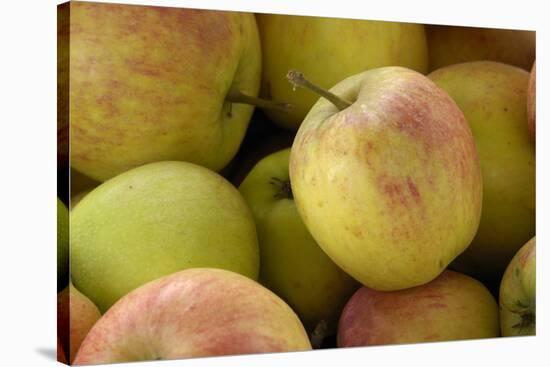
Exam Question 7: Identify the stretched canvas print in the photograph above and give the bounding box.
[57,1,536,365]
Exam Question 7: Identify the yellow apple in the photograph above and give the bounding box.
[289,67,482,291]
[70,161,259,312]
[257,14,428,129]
[69,2,261,181]
[500,237,536,336]
[239,148,359,335]
[429,62,535,284]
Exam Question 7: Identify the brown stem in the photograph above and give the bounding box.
[226,90,291,112]
[287,70,352,111]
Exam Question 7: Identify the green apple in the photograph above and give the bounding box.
[58,283,102,363]
[239,148,359,335]
[288,67,482,291]
[338,270,500,346]
[70,161,260,312]
[426,25,536,72]
[257,14,428,130]
[74,268,311,364]
[500,237,536,336]
[429,62,535,284]
[70,2,263,181]
[527,61,536,140]
[57,198,69,291]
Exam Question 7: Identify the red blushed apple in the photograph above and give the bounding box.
[338,270,500,347]
[74,268,311,365]
[58,284,101,363]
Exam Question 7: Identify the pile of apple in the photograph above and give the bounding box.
[57,2,536,365]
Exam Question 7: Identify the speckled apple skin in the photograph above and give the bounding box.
[69,2,261,181]
[74,268,312,365]
[338,270,500,347]
[290,67,482,291]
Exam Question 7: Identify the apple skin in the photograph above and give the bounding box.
[58,284,102,363]
[429,62,535,285]
[426,25,535,72]
[70,2,261,181]
[527,61,536,140]
[338,270,500,347]
[71,161,260,313]
[73,268,312,365]
[500,237,536,336]
[239,148,359,333]
[290,66,482,291]
[257,14,428,130]
[57,198,69,291]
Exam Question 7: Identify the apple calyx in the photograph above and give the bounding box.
[270,177,293,200]
[225,90,292,113]
[310,320,328,349]
[508,299,536,333]
[286,70,352,111]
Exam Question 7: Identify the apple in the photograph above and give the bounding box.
[288,67,482,291]
[74,268,311,364]
[429,62,535,285]
[58,283,102,363]
[426,25,535,72]
[256,14,428,130]
[69,2,265,181]
[239,148,359,336]
[500,237,536,336]
[70,161,260,313]
[338,270,500,346]
[57,198,69,291]
[527,61,536,140]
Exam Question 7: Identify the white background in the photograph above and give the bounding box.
[0,0,547,365]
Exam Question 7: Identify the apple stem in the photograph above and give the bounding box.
[226,90,291,112]
[287,70,352,111]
